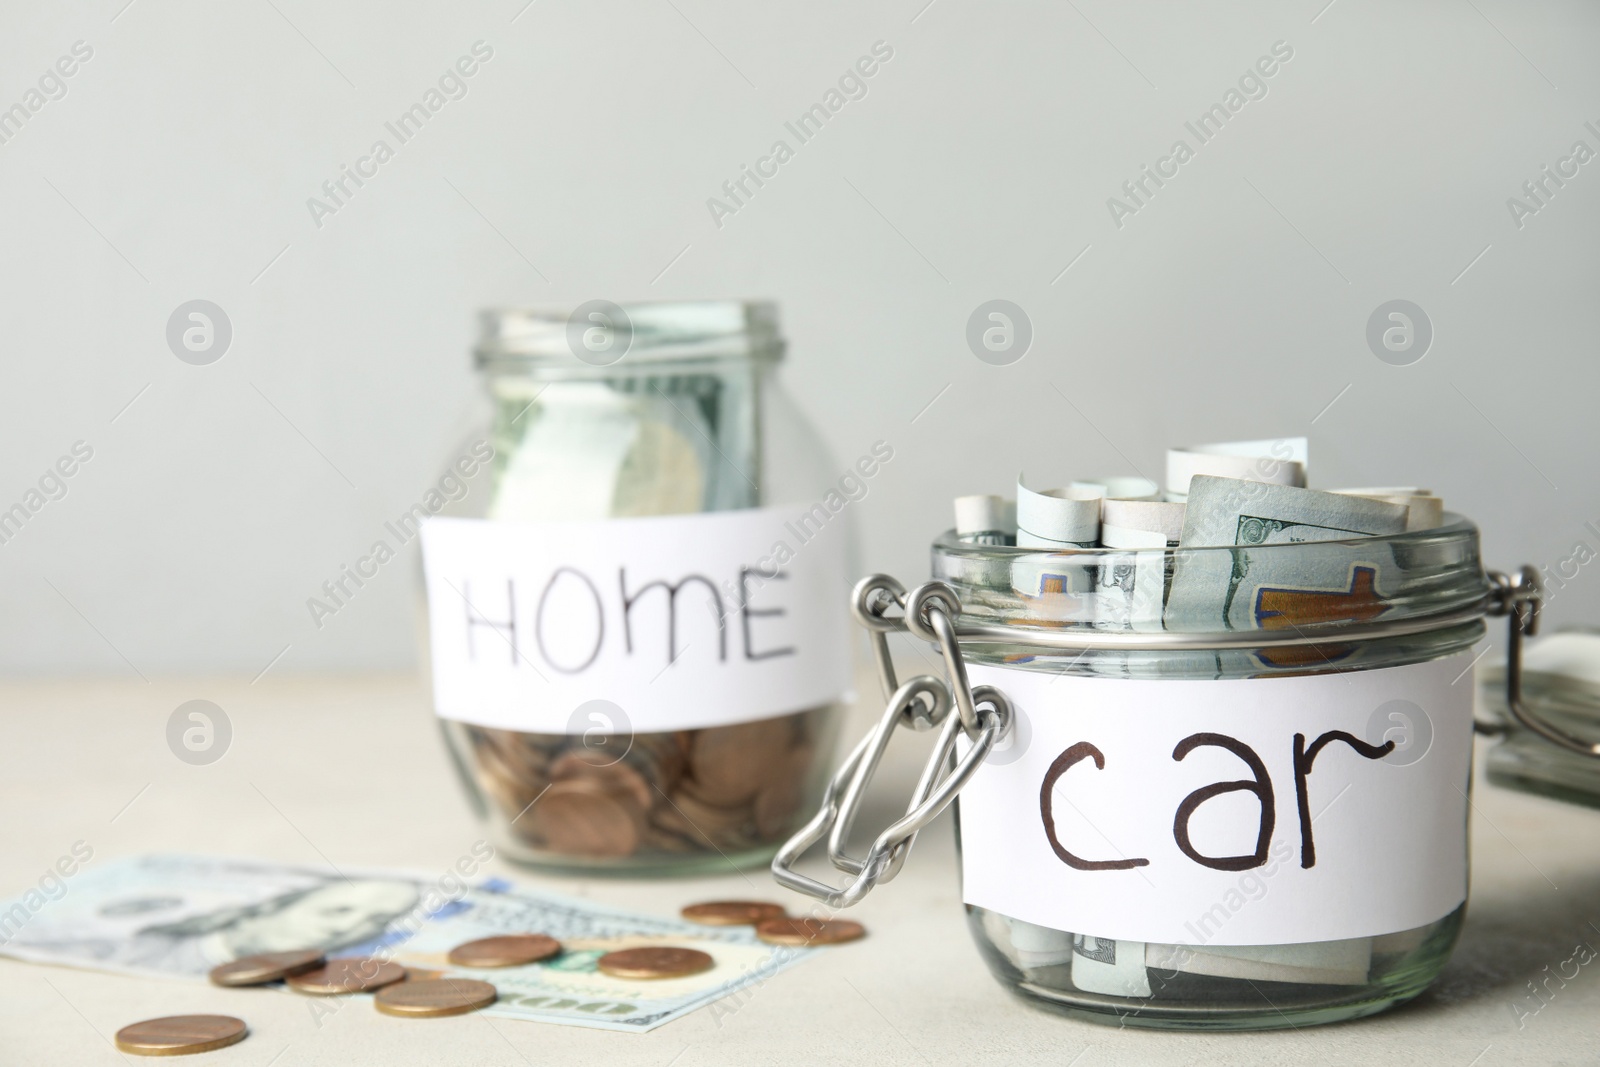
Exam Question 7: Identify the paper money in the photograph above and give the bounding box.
[1067,477,1159,502]
[1015,478,1099,549]
[953,494,1016,545]
[1099,499,1185,549]
[1177,476,1409,549]
[0,855,809,1033]
[1164,476,1409,635]
[1006,918,1077,969]
[1070,935,1150,997]
[1166,438,1307,499]
[1145,938,1371,986]
[490,380,712,522]
[1332,487,1444,531]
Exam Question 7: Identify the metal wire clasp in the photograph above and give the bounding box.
[771,575,1012,907]
[1484,567,1600,757]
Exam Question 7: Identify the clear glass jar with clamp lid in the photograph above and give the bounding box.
[774,518,1541,1030]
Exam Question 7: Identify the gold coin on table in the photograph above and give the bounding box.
[755,917,867,946]
[208,949,325,987]
[374,978,498,1018]
[596,946,715,979]
[286,957,407,995]
[680,901,788,927]
[447,934,562,968]
[115,1015,247,1056]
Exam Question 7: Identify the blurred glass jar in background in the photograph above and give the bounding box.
[420,301,857,874]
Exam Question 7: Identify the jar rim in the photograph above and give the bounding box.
[930,513,1489,638]
[474,300,785,370]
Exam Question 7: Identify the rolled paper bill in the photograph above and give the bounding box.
[1016,477,1099,550]
[1067,477,1160,502]
[1332,487,1444,531]
[1166,438,1307,499]
[1100,499,1186,549]
[954,494,1017,544]
[1007,918,1078,969]
[1144,938,1372,986]
[1070,935,1151,997]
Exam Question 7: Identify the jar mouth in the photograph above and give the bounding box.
[475,300,785,372]
[930,513,1489,637]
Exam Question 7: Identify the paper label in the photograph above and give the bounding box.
[957,653,1473,946]
[420,507,852,733]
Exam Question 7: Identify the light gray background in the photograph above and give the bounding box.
[1,0,1595,677]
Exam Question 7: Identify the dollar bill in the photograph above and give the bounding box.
[0,854,810,1033]
[1070,935,1150,997]
[1164,476,1409,637]
[1331,487,1444,531]
[953,494,1016,545]
[1145,937,1371,986]
[1166,438,1307,500]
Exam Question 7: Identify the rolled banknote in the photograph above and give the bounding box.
[1100,499,1186,549]
[1016,478,1100,549]
[1145,937,1372,986]
[1013,478,1101,602]
[1068,477,1160,503]
[1097,499,1186,631]
[1166,438,1307,500]
[1070,935,1151,997]
[954,494,1017,545]
[1332,487,1444,531]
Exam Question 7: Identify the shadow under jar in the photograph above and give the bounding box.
[776,518,1501,1030]
[425,302,850,875]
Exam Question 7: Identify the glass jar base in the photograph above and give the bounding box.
[487,829,783,878]
[1005,980,1417,1032]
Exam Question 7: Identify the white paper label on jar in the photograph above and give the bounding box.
[957,653,1473,947]
[420,507,853,733]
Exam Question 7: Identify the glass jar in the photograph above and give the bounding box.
[1482,627,1600,809]
[777,517,1498,1030]
[422,301,855,875]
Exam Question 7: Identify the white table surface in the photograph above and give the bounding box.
[2,670,1597,1066]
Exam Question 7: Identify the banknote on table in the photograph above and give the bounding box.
[0,855,811,1033]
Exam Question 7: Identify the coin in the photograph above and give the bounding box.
[529,779,644,857]
[681,901,788,927]
[286,957,407,995]
[447,934,562,968]
[596,946,715,979]
[374,978,498,1018]
[688,718,795,806]
[115,1015,247,1056]
[755,917,866,946]
[208,949,325,987]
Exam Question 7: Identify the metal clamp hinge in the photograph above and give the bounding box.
[770,576,1012,908]
[1482,566,1600,758]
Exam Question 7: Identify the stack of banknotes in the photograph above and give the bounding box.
[955,439,1447,995]
[953,437,1445,636]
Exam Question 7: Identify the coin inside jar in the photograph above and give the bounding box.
[447,934,562,968]
[680,901,788,927]
[115,1015,247,1056]
[755,917,866,946]
[374,978,498,1018]
[208,949,325,987]
[596,946,715,979]
[286,957,407,995]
